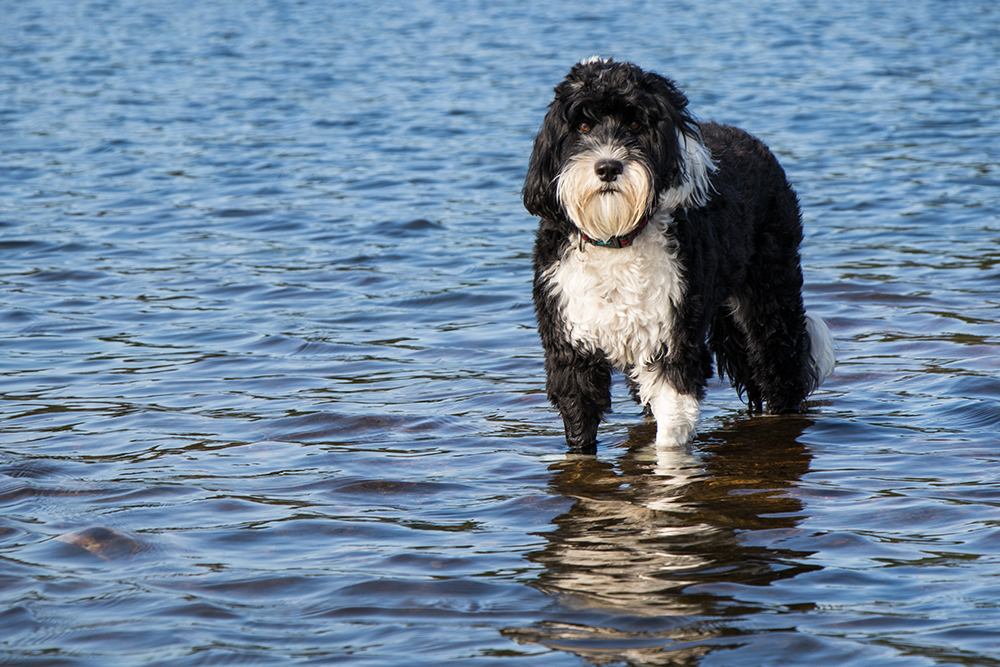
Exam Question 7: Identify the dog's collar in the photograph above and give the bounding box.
[578,215,652,249]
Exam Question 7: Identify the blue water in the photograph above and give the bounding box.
[2,0,1000,664]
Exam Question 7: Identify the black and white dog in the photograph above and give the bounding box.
[524,58,834,453]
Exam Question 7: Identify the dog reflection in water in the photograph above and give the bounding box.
[503,417,819,661]
[525,58,834,453]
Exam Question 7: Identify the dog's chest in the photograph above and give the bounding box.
[545,231,684,368]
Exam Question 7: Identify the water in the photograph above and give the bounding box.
[2,0,999,664]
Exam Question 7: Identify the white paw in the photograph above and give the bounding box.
[648,385,700,448]
[654,419,696,447]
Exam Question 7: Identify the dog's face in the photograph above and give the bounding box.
[524,58,712,240]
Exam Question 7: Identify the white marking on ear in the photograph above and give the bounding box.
[660,130,716,210]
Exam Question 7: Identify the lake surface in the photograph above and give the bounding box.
[2,1,999,664]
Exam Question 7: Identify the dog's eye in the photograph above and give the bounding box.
[628,121,641,132]
[578,121,592,133]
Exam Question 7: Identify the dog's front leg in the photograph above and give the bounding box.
[631,365,701,447]
[633,332,709,447]
[544,349,612,454]
[648,379,701,447]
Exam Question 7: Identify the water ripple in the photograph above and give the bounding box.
[2,0,1000,665]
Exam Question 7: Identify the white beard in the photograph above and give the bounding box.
[556,131,715,242]
[555,144,654,242]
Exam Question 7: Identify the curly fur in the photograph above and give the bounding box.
[524,58,834,453]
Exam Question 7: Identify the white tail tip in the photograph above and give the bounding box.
[805,312,835,394]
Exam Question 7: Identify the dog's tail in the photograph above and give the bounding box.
[804,312,836,394]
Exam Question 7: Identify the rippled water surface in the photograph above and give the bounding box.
[3,1,1000,665]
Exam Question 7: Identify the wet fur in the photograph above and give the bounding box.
[524,58,834,453]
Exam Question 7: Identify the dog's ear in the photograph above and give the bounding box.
[523,104,566,221]
[641,72,706,195]
[654,76,691,116]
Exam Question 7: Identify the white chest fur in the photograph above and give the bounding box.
[544,218,684,369]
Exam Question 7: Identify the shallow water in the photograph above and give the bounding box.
[2,0,1000,665]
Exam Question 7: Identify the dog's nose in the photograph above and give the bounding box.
[595,159,623,182]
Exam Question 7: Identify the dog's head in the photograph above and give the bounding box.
[523,58,713,242]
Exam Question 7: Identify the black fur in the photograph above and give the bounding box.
[524,59,821,452]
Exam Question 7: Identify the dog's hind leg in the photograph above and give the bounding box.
[728,261,813,414]
[709,304,764,412]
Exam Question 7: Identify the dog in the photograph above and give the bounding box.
[524,57,835,453]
